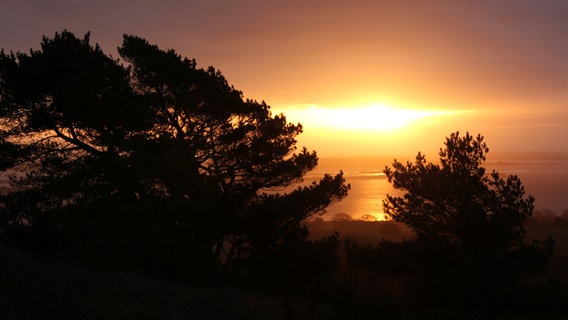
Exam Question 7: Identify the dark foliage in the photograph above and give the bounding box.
[0,31,349,285]
[347,132,557,318]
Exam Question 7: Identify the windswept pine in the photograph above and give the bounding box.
[0,31,349,285]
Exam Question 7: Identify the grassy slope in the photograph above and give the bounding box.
[2,220,566,319]
[0,249,290,319]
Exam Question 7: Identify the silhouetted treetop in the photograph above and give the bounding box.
[383,132,534,252]
[0,30,349,282]
[347,132,556,318]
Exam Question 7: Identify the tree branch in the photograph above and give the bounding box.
[53,125,103,156]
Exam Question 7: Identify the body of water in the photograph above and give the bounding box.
[2,153,566,220]
[308,154,568,220]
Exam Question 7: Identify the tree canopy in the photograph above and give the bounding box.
[384,132,535,253]
[0,31,348,282]
[347,132,555,317]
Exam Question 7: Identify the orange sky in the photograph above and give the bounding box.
[2,0,568,157]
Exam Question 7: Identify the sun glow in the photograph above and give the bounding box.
[272,102,473,157]
[277,103,464,132]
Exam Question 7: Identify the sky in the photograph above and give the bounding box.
[2,0,568,157]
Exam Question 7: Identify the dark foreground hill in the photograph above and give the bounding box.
[306,219,568,282]
[0,248,295,319]
[2,219,567,319]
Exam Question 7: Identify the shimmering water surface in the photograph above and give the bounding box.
[2,153,566,220]
[307,154,568,220]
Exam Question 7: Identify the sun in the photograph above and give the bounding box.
[318,104,445,131]
[276,103,457,132]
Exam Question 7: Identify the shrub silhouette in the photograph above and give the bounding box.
[332,213,353,223]
[359,214,378,221]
